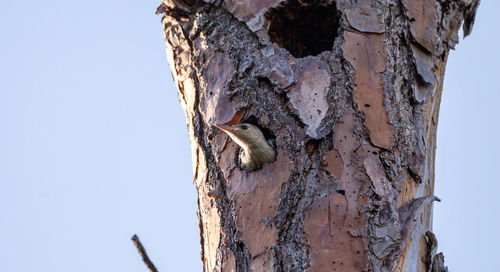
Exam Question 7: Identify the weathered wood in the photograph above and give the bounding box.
[157,0,478,271]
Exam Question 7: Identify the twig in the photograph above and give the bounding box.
[131,234,159,272]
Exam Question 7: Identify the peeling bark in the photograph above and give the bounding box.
[157,0,479,271]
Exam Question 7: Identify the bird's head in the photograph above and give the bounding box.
[214,123,267,150]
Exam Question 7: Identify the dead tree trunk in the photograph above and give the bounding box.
[157,0,479,271]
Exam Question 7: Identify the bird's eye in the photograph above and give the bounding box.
[241,125,248,130]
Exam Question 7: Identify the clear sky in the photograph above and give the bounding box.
[0,1,497,272]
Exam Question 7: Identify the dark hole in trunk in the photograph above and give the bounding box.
[242,115,276,140]
[265,0,340,58]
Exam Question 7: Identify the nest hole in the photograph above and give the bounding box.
[266,0,340,58]
[242,115,275,140]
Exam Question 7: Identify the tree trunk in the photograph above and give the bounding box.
[157,0,479,271]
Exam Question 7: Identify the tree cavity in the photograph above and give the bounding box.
[265,0,340,58]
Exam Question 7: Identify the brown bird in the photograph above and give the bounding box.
[215,123,276,171]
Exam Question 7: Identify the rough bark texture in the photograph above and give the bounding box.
[157,0,479,271]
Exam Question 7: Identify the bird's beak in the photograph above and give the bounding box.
[215,123,238,132]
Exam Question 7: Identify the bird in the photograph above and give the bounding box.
[215,123,276,171]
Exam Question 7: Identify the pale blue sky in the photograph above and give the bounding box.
[0,1,497,272]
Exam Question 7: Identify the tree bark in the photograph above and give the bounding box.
[157,0,479,271]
